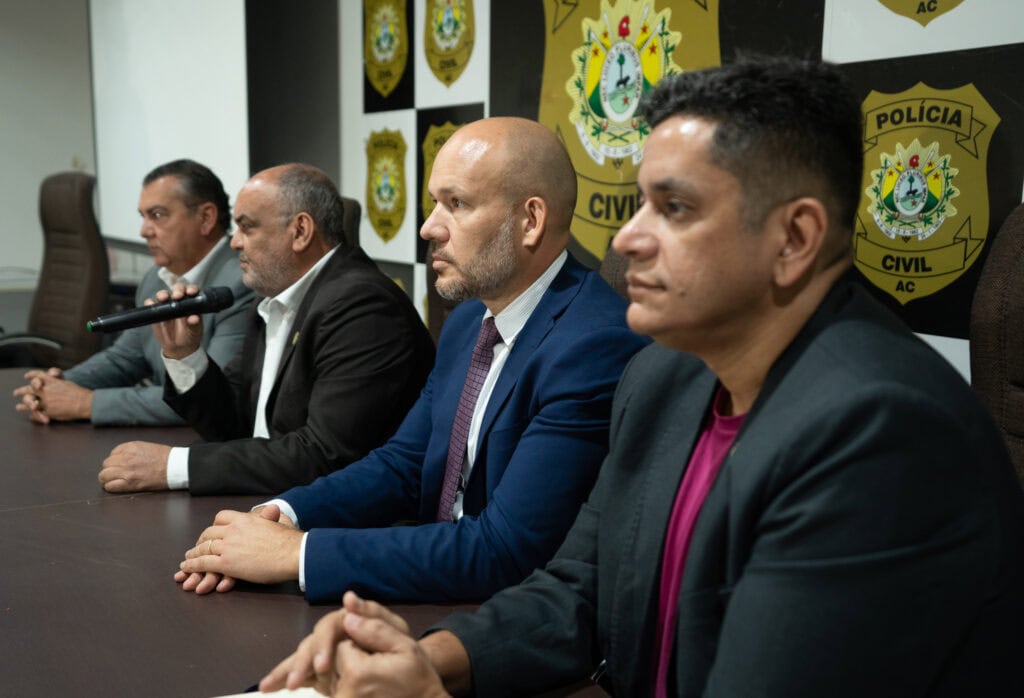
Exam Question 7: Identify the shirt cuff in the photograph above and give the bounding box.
[298,531,308,593]
[163,349,209,393]
[262,498,300,527]
[166,447,190,490]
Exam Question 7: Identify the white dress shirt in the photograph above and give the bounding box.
[163,247,338,489]
[148,236,230,397]
[273,250,568,590]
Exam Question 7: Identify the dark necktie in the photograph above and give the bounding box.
[436,316,501,522]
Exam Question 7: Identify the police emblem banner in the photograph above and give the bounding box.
[856,83,999,306]
[366,129,409,243]
[538,0,720,261]
[364,0,410,98]
[424,0,475,86]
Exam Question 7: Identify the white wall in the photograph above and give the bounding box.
[89,0,250,246]
[823,0,1024,62]
[0,0,95,290]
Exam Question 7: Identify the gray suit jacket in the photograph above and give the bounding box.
[64,240,252,425]
[438,275,1024,697]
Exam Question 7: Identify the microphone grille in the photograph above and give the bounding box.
[202,286,235,311]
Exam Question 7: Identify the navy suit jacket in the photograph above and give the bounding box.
[280,254,649,603]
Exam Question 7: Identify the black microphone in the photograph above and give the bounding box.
[86,287,235,333]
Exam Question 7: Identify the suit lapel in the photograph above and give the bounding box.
[472,258,585,465]
[200,241,242,348]
[609,369,717,690]
[435,304,482,424]
[246,309,267,417]
[263,246,352,419]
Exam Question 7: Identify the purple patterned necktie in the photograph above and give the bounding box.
[436,316,501,522]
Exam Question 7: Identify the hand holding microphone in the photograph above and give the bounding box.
[151,283,210,359]
[87,283,233,359]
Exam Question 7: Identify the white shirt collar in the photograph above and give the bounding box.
[257,245,339,321]
[487,249,567,345]
[156,235,229,289]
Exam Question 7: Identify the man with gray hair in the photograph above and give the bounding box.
[98,163,434,496]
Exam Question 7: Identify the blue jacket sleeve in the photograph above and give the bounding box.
[283,318,647,603]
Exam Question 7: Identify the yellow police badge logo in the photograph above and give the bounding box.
[565,0,682,167]
[424,0,475,87]
[877,0,965,28]
[364,0,409,98]
[540,0,719,262]
[420,121,463,222]
[365,130,407,243]
[867,138,959,242]
[856,83,1000,304]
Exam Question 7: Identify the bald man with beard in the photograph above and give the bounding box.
[174,117,649,604]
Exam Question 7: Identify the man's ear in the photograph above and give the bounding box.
[520,196,548,251]
[290,212,316,252]
[196,202,218,237]
[773,197,829,287]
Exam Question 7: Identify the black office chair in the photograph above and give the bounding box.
[970,203,1024,486]
[340,195,361,248]
[0,172,110,369]
[598,244,629,299]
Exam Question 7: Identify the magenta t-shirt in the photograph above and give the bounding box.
[653,388,745,697]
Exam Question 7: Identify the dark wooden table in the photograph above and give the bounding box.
[0,368,471,696]
[0,369,606,697]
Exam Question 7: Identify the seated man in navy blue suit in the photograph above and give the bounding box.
[174,117,649,603]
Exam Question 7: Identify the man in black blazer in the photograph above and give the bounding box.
[261,58,1024,697]
[98,164,434,495]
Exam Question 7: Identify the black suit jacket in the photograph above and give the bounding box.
[164,245,435,495]
[438,276,1024,697]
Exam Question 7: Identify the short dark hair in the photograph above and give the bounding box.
[143,159,232,233]
[641,55,862,260]
[274,164,347,248]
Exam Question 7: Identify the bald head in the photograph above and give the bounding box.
[423,117,581,313]
[445,117,578,235]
